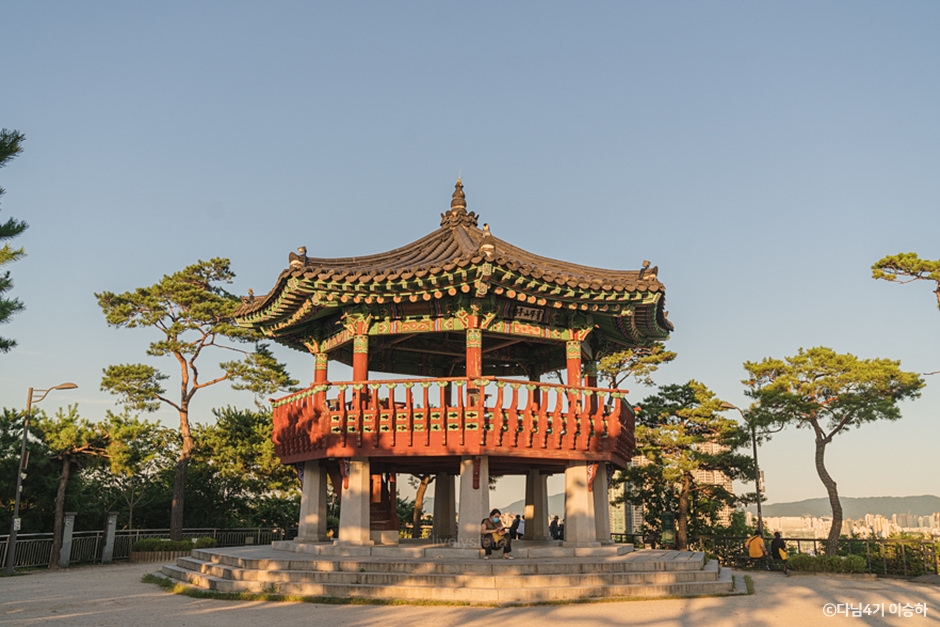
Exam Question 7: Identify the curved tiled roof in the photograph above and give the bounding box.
[236,180,665,319]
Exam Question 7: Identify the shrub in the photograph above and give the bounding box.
[131,537,216,552]
[843,554,867,573]
[132,538,192,552]
[788,553,817,572]
[819,555,844,573]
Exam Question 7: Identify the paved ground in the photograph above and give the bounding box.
[1,562,938,626]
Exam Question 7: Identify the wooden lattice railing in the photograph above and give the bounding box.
[270,377,635,467]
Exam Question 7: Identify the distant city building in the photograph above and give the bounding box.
[755,510,940,540]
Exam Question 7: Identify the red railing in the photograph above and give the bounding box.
[271,377,635,467]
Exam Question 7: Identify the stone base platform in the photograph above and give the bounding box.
[158,542,737,605]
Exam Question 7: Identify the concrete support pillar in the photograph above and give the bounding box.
[524,469,550,540]
[59,512,76,568]
[593,462,612,545]
[563,462,599,547]
[457,456,489,546]
[336,458,373,545]
[432,473,457,540]
[297,462,329,542]
[101,512,118,563]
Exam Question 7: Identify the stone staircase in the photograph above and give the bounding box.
[159,543,736,605]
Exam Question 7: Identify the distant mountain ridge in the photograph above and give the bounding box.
[758,495,940,519]
[429,494,940,520]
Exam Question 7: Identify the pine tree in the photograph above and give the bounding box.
[0,129,28,353]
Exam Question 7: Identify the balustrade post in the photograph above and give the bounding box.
[101,512,118,563]
[58,512,76,568]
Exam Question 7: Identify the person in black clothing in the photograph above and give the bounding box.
[770,531,789,575]
[509,515,521,540]
[549,516,560,540]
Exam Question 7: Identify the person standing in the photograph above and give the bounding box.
[549,516,560,540]
[509,515,521,540]
[770,531,789,575]
[517,516,525,540]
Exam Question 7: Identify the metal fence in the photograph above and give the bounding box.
[691,535,940,577]
[0,527,297,571]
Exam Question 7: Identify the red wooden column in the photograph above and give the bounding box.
[566,340,582,387]
[584,359,598,413]
[352,335,369,381]
[466,327,482,379]
[314,352,329,384]
[313,352,329,410]
[353,334,369,411]
[466,322,482,408]
[566,340,583,422]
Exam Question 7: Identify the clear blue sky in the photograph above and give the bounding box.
[2,2,938,507]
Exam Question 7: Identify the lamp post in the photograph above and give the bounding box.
[3,382,77,575]
[719,401,763,535]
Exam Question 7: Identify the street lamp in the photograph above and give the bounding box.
[719,401,764,535]
[3,382,77,575]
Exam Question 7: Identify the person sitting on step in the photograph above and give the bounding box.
[481,508,513,560]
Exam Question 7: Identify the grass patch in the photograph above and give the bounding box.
[743,575,755,595]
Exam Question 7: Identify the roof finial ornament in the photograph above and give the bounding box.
[479,223,496,260]
[638,259,658,280]
[289,245,308,269]
[440,178,479,228]
[451,178,467,212]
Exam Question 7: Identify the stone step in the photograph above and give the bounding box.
[268,540,636,560]
[159,546,735,605]
[160,561,733,604]
[173,556,721,588]
[189,548,705,575]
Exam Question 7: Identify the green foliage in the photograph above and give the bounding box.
[0,128,28,353]
[0,407,58,533]
[843,554,867,573]
[96,258,297,412]
[872,252,940,310]
[188,406,300,528]
[788,553,868,573]
[615,381,752,546]
[597,342,677,388]
[744,347,923,555]
[744,347,924,437]
[100,364,168,412]
[787,553,817,572]
[96,259,297,538]
[131,537,215,552]
[81,410,177,529]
